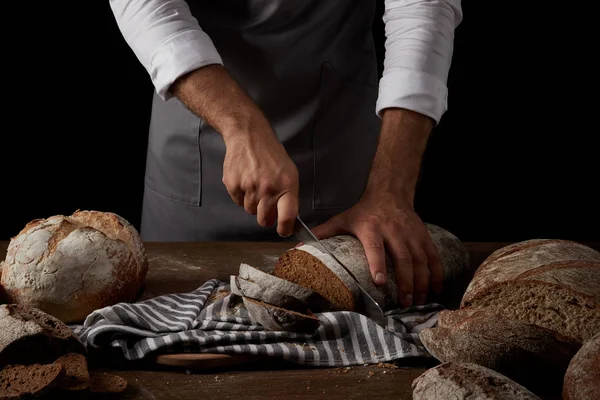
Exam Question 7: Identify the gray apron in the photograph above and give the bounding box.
[141,0,382,241]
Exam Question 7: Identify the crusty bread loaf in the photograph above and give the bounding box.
[411,362,541,400]
[0,304,85,368]
[0,210,149,323]
[563,332,600,400]
[419,308,580,394]
[0,362,65,399]
[272,223,471,312]
[242,297,321,333]
[460,239,600,344]
[238,263,331,312]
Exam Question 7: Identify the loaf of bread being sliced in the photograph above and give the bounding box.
[460,239,600,344]
[242,297,320,333]
[0,304,86,367]
[273,224,471,312]
[419,308,580,394]
[411,362,541,400]
[238,263,331,312]
[0,362,65,399]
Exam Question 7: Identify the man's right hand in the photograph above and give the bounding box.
[222,126,299,237]
[170,64,299,237]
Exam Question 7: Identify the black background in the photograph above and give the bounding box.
[1,1,597,242]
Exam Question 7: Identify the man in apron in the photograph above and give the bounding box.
[109,0,463,308]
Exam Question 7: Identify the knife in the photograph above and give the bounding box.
[293,216,386,327]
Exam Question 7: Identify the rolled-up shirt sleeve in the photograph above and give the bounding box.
[109,0,223,100]
[376,0,463,124]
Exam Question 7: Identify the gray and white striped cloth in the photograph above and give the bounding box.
[70,279,443,367]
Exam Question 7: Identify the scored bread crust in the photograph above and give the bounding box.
[238,263,331,312]
[0,210,148,323]
[411,362,541,400]
[242,297,320,333]
[419,308,580,393]
[460,239,600,343]
[563,333,600,400]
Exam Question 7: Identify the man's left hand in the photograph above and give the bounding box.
[311,192,443,309]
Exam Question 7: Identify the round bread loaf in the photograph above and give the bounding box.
[272,223,471,311]
[411,362,542,400]
[419,308,580,395]
[460,239,600,344]
[563,332,600,400]
[0,210,148,323]
[0,304,86,367]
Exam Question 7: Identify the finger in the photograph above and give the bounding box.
[355,227,387,287]
[423,237,444,295]
[310,216,346,239]
[386,241,414,308]
[276,191,298,237]
[407,241,429,306]
[244,191,258,215]
[257,196,277,227]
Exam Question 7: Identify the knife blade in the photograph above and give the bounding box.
[293,216,386,327]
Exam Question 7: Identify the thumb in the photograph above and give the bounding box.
[310,216,346,240]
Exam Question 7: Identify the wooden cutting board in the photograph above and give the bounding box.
[154,353,260,368]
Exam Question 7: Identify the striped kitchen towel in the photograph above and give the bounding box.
[70,279,443,367]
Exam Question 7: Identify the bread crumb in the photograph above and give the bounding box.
[367,371,375,378]
[376,362,398,369]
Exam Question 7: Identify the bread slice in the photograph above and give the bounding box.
[0,304,86,367]
[460,239,600,344]
[563,332,600,400]
[230,275,311,314]
[238,263,331,312]
[242,297,320,332]
[0,362,65,399]
[419,308,580,394]
[56,352,90,392]
[411,362,542,400]
[89,372,128,394]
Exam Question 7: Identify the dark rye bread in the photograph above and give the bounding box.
[0,304,86,367]
[0,362,65,399]
[237,263,331,312]
[89,372,128,395]
[460,239,600,344]
[56,352,90,392]
[419,308,580,394]
[242,297,320,333]
[411,362,542,400]
[273,224,471,312]
[563,333,600,400]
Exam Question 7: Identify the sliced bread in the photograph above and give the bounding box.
[0,304,86,367]
[89,372,128,395]
[411,362,541,400]
[230,275,311,314]
[56,352,91,392]
[563,332,600,400]
[0,362,65,399]
[460,239,600,344]
[419,308,580,394]
[242,297,320,333]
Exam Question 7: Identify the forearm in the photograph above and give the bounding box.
[170,65,272,141]
[364,108,433,205]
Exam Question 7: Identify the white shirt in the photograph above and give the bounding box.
[109,0,463,124]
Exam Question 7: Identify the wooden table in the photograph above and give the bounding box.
[1,241,598,400]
